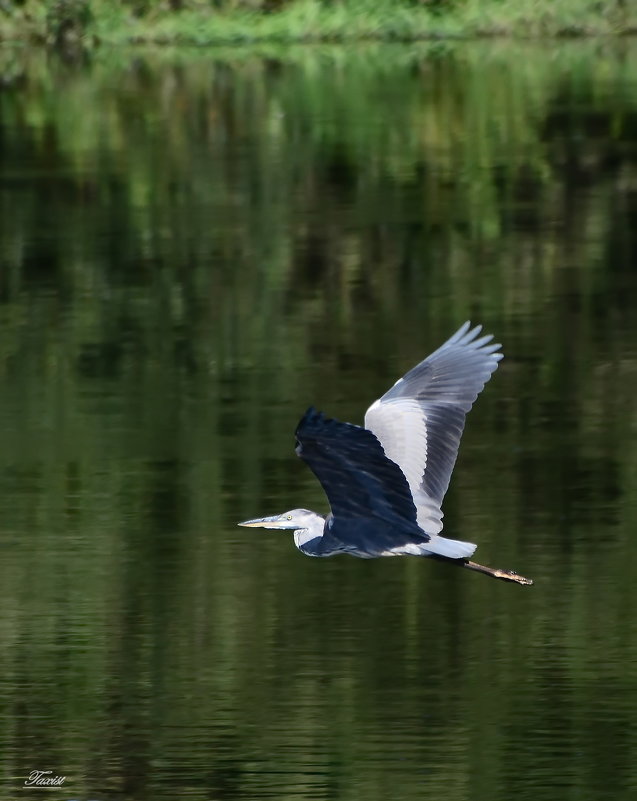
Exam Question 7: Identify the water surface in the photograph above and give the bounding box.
[1,40,637,801]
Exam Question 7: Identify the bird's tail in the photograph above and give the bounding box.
[423,535,477,559]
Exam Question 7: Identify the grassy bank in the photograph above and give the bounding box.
[0,0,636,46]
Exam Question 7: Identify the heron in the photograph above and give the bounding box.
[239,322,533,586]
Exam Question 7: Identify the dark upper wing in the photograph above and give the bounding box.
[295,407,421,532]
[364,322,502,535]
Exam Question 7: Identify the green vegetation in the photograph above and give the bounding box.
[0,0,636,46]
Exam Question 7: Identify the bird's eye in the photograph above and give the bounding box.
[287,515,292,520]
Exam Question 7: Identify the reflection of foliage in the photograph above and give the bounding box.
[1,43,637,800]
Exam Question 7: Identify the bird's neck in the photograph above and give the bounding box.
[293,528,324,556]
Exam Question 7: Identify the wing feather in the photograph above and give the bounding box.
[295,407,421,531]
[364,322,502,539]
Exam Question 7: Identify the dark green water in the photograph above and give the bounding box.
[1,40,637,801]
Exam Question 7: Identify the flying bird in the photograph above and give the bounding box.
[239,322,533,585]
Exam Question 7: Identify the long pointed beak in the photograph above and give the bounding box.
[237,514,294,530]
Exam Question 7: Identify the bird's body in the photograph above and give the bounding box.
[239,322,533,585]
[293,511,426,559]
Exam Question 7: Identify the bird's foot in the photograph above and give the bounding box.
[493,568,534,586]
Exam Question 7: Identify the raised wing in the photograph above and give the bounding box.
[364,322,502,537]
[295,407,422,533]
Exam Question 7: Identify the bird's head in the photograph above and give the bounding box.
[237,508,322,531]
